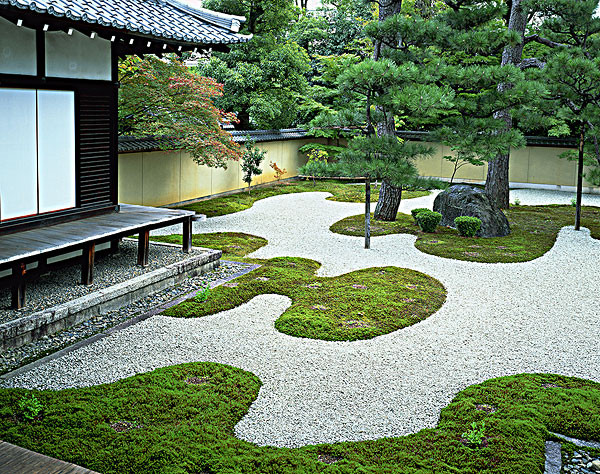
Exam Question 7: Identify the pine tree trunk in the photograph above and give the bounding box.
[374,180,402,221]
[371,0,403,221]
[485,0,527,209]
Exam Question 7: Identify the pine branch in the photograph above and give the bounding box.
[524,34,570,49]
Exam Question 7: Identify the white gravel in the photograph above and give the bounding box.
[5,188,600,448]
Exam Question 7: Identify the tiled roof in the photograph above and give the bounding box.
[118,129,309,153]
[0,0,252,45]
[230,129,308,143]
[396,130,578,148]
[119,129,578,154]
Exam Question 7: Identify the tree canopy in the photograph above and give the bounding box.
[118,55,241,167]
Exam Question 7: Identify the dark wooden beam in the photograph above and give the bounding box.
[37,256,48,274]
[11,262,26,309]
[183,217,192,253]
[110,238,120,254]
[81,242,95,285]
[137,229,150,266]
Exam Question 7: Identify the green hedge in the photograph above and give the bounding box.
[410,207,430,222]
[416,210,442,232]
[454,216,482,237]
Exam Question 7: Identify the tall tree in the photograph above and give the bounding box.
[484,0,535,209]
[118,55,241,167]
[367,0,527,218]
[301,57,452,248]
[199,0,311,129]
[371,0,404,222]
[535,0,600,229]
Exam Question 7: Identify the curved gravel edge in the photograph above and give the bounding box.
[3,190,600,448]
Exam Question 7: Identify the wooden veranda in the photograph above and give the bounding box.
[0,440,100,473]
[0,204,195,309]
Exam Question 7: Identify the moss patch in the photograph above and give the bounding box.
[163,257,446,342]
[331,205,600,263]
[150,232,268,261]
[174,180,429,217]
[1,367,599,473]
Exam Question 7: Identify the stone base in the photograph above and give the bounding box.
[0,247,221,350]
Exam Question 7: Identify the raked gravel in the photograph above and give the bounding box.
[4,188,600,448]
[0,260,251,375]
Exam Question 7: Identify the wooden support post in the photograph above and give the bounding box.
[37,256,48,275]
[81,243,95,285]
[11,262,26,310]
[183,217,192,253]
[110,238,120,254]
[137,229,150,266]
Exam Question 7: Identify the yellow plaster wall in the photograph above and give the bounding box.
[118,139,599,207]
[118,139,312,207]
[415,143,597,189]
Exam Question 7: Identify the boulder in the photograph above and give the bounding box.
[433,185,510,237]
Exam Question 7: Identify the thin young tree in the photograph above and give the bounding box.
[536,0,600,229]
[241,139,266,193]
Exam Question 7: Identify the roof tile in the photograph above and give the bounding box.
[0,0,251,45]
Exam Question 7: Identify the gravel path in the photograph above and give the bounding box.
[4,188,600,448]
[0,260,251,374]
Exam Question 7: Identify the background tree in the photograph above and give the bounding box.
[118,55,241,167]
[199,0,311,129]
[358,0,531,219]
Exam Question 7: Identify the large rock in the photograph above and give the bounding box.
[433,185,510,237]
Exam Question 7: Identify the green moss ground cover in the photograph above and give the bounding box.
[150,232,268,261]
[1,364,599,473]
[163,256,446,342]
[331,205,600,263]
[174,180,429,217]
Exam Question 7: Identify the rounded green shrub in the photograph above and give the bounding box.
[454,216,482,237]
[416,210,442,233]
[410,208,430,222]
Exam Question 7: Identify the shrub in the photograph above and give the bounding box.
[270,161,287,181]
[416,210,442,233]
[454,216,482,237]
[241,139,266,193]
[196,283,211,302]
[18,394,43,421]
[462,421,486,447]
[410,208,430,222]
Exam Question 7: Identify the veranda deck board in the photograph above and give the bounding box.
[0,440,101,474]
[0,205,195,266]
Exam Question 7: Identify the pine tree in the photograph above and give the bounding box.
[368,0,533,214]
[534,0,600,229]
[334,58,452,247]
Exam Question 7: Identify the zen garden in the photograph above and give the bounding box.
[2,0,600,473]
